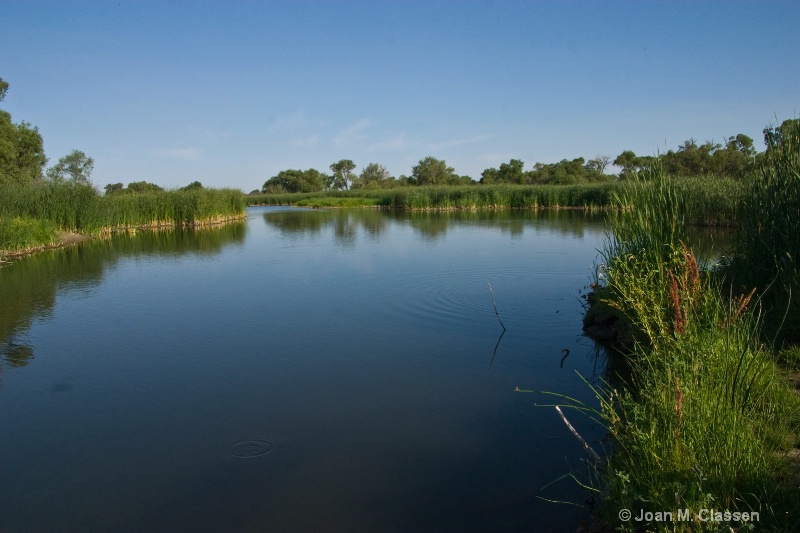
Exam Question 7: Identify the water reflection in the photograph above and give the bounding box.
[262,207,609,243]
[0,223,246,370]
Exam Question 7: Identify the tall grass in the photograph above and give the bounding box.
[727,119,800,342]
[0,182,246,238]
[248,180,741,225]
[583,165,800,531]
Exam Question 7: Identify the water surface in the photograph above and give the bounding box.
[1,208,614,532]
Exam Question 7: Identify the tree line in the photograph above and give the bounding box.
[257,121,798,194]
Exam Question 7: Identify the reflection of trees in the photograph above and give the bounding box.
[261,209,388,245]
[0,223,245,371]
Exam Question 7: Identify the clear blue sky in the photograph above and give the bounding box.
[2,1,798,191]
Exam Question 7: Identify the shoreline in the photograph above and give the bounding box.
[0,215,245,264]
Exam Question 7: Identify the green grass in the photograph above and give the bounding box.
[247,180,742,226]
[575,164,800,531]
[726,119,800,343]
[0,182,246,249]
[0,216,59,252]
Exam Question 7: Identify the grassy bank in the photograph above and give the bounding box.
[0,183,246,256]
[578,149,800,530]
[248,179,742,225]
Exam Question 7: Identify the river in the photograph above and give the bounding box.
[1,207,619,532]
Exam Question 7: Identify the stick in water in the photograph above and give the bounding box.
[487,282,506,331]
[555,405,601,462]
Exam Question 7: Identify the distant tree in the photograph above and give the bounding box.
[104,182,124,195]
[330,159,356,190]
[497,159,525,183]
[182,180,203,190]
[0,78,47,185]
[411,156,456,185]
[127,181,164,193]
[262,168,325,193]
[46,150,94,186]
[587,154,611,174]
[764,119,800,150]
[354,162,391,189]
[480,167,499,185]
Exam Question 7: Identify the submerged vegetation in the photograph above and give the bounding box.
[576,119,800,531]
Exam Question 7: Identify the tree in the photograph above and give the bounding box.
[46,150,94,186]
[104,183,124,195]
[587,154,611,174]
[355,162,391,189]
[411,156,456,185]
[330,159,356,190]
[0,78,47,185]
[764,119,800,150]
[127,181,164,193]
[498,159,525,183]
[182,181,203,190]
[262,168,326,193]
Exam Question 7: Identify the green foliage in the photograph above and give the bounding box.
[411,156,458,185]
[0,216,59,251]
[586,162,800,531]
[262,168,328,193]
[728,117,800,342]
[46,150,94,186]
[329,159,356,190]
[0,112,46,186]
[0,181,245,238]
[353,162,392,189]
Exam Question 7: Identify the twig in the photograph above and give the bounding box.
[487,282,506,331]
[555,405,601,462]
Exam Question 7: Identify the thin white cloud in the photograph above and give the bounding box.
[155,147,201,161]
[369,132,420,151]
[291,135,321,148]
[334,118,375,147]
[429,133,494,151]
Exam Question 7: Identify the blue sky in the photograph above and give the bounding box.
[2,1,798,191]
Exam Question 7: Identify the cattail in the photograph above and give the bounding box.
[669,269,686,334]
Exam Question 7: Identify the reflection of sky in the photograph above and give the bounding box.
[0,209,723,531]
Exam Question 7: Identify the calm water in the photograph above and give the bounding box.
[1,208,616,532]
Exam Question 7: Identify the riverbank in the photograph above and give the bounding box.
[0,215,248,264]
[248,178,743,225]
[0,183,247,260]
[577,133,800,531]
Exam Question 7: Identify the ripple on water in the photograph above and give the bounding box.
[230,440,274,458]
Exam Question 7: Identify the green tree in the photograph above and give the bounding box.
[411,156,456,186]
[46,150,94,186]
[0,77,47,185]
[182,181,203,190]
[497,159,525,183]
[0,77,8,102]
[262,168,325,193]
[764,119,800,150]
[104,182,124,195]
[354,162,391,189]
[330,159,356,190]
[127,181,164,193]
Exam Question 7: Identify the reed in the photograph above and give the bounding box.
[0,182,246,240]
[727,118,800,342]
[583,164,800,531]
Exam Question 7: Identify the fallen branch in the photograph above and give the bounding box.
[487,282,506,331]
[555,405,601,462]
